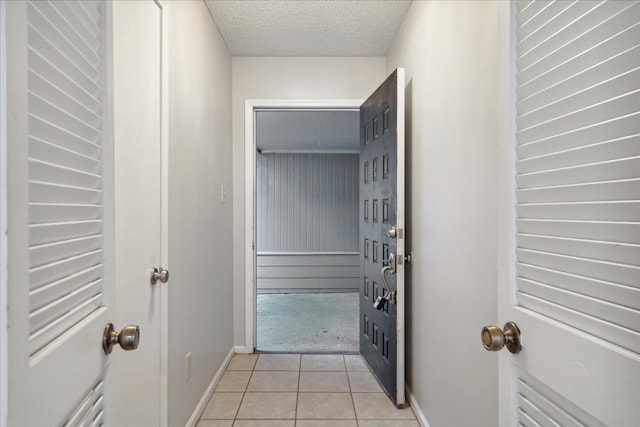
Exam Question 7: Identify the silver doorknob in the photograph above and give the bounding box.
[103,323,140,354]
[385,227,397,238]
[481,321,522,354]
[150,267,169,284]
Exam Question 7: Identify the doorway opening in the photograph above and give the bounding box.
[251,105,362,353]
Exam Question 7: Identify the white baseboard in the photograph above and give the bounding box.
[185,347,235,427]
[233,345,252,354]
[406,384,431,427]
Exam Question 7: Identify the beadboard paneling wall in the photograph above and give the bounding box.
[257,153,359,252]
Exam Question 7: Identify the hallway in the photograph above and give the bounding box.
[198,353,418,426]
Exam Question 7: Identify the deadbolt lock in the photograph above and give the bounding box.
[481,322,522,354]
[103,323,140,354]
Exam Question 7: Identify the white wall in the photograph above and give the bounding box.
[167,2,233,426]
[386,1,499,425]
[232,57,387,347]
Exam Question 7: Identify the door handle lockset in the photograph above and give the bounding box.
[374,253,397,310]
[103,323,140,354]
[481,322,522,354]
[150,267,169,284]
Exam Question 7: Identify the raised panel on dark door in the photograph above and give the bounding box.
[359,68,406,406]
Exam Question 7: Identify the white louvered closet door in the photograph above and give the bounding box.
[6,1,111,425]
[498,1,640,425]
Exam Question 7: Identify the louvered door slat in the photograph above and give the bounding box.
[30,219,101,246]
[517,219,639,244]
[89,411,104,427]
[518,47,640,115]
[30,182,101,204]
[30,71,101,127]
[518,277,639,330]
[30,137,101,174]
[517,393,563,427]
[518,407,542,427]
[31,1,100,68]
[517,234,639,266]
[28,25,100,97]
[30,279,102,332]
[28,2,100,79]
[30,115,101,158]
[29,250,102,290]
[517,69,640,130]
[64,379,104,427]
[30,265,102,310]
[516,157,640,188]
[29,293,102,356]
[30,159,101,189]
[517,263,639,308]
[516,248,637,287]
[517,92,639,144]
[80,395,104,427]
[28,50,100,113]
[517,380,585,427]
[74,0,101,29]
[517,136,639,174]
[517,26,639,99]
[29,92,101,143]
[517,1,634,72]
[30,235,102,268]
[517,113,639,159]
[54,1,99,52]
[517,201,638,222]
[516,179,640,203]
[29,203,102,223]
[517,0,553,27]
[517,1,589,57]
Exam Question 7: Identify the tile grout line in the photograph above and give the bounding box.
[233,355,256,424]
[294,354,301,427]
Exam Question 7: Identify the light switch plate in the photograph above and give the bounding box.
[220,184,228,204]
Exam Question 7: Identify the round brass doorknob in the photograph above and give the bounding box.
[103,323,140,354]
[481,321,522,354]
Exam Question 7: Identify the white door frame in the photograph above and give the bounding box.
[243,99,363,351]
[158,1,169,425]
[496,1,517,425]
[0,1,8,423]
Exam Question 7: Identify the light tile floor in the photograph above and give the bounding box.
[198,354,419,427]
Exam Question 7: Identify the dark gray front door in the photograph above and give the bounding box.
[359,68,406,406]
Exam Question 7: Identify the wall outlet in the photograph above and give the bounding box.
[185,352,192,382]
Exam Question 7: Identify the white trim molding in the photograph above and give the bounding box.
[184,347,235,427]
[406,384,431,427]
[243,99,363,351]
[0,1,8,424]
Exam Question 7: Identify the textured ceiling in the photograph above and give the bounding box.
[204,0,412,56]
[256,111,360,152]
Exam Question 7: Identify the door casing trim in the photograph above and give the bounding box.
[0,2,8,423]
[243,99,363,351]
